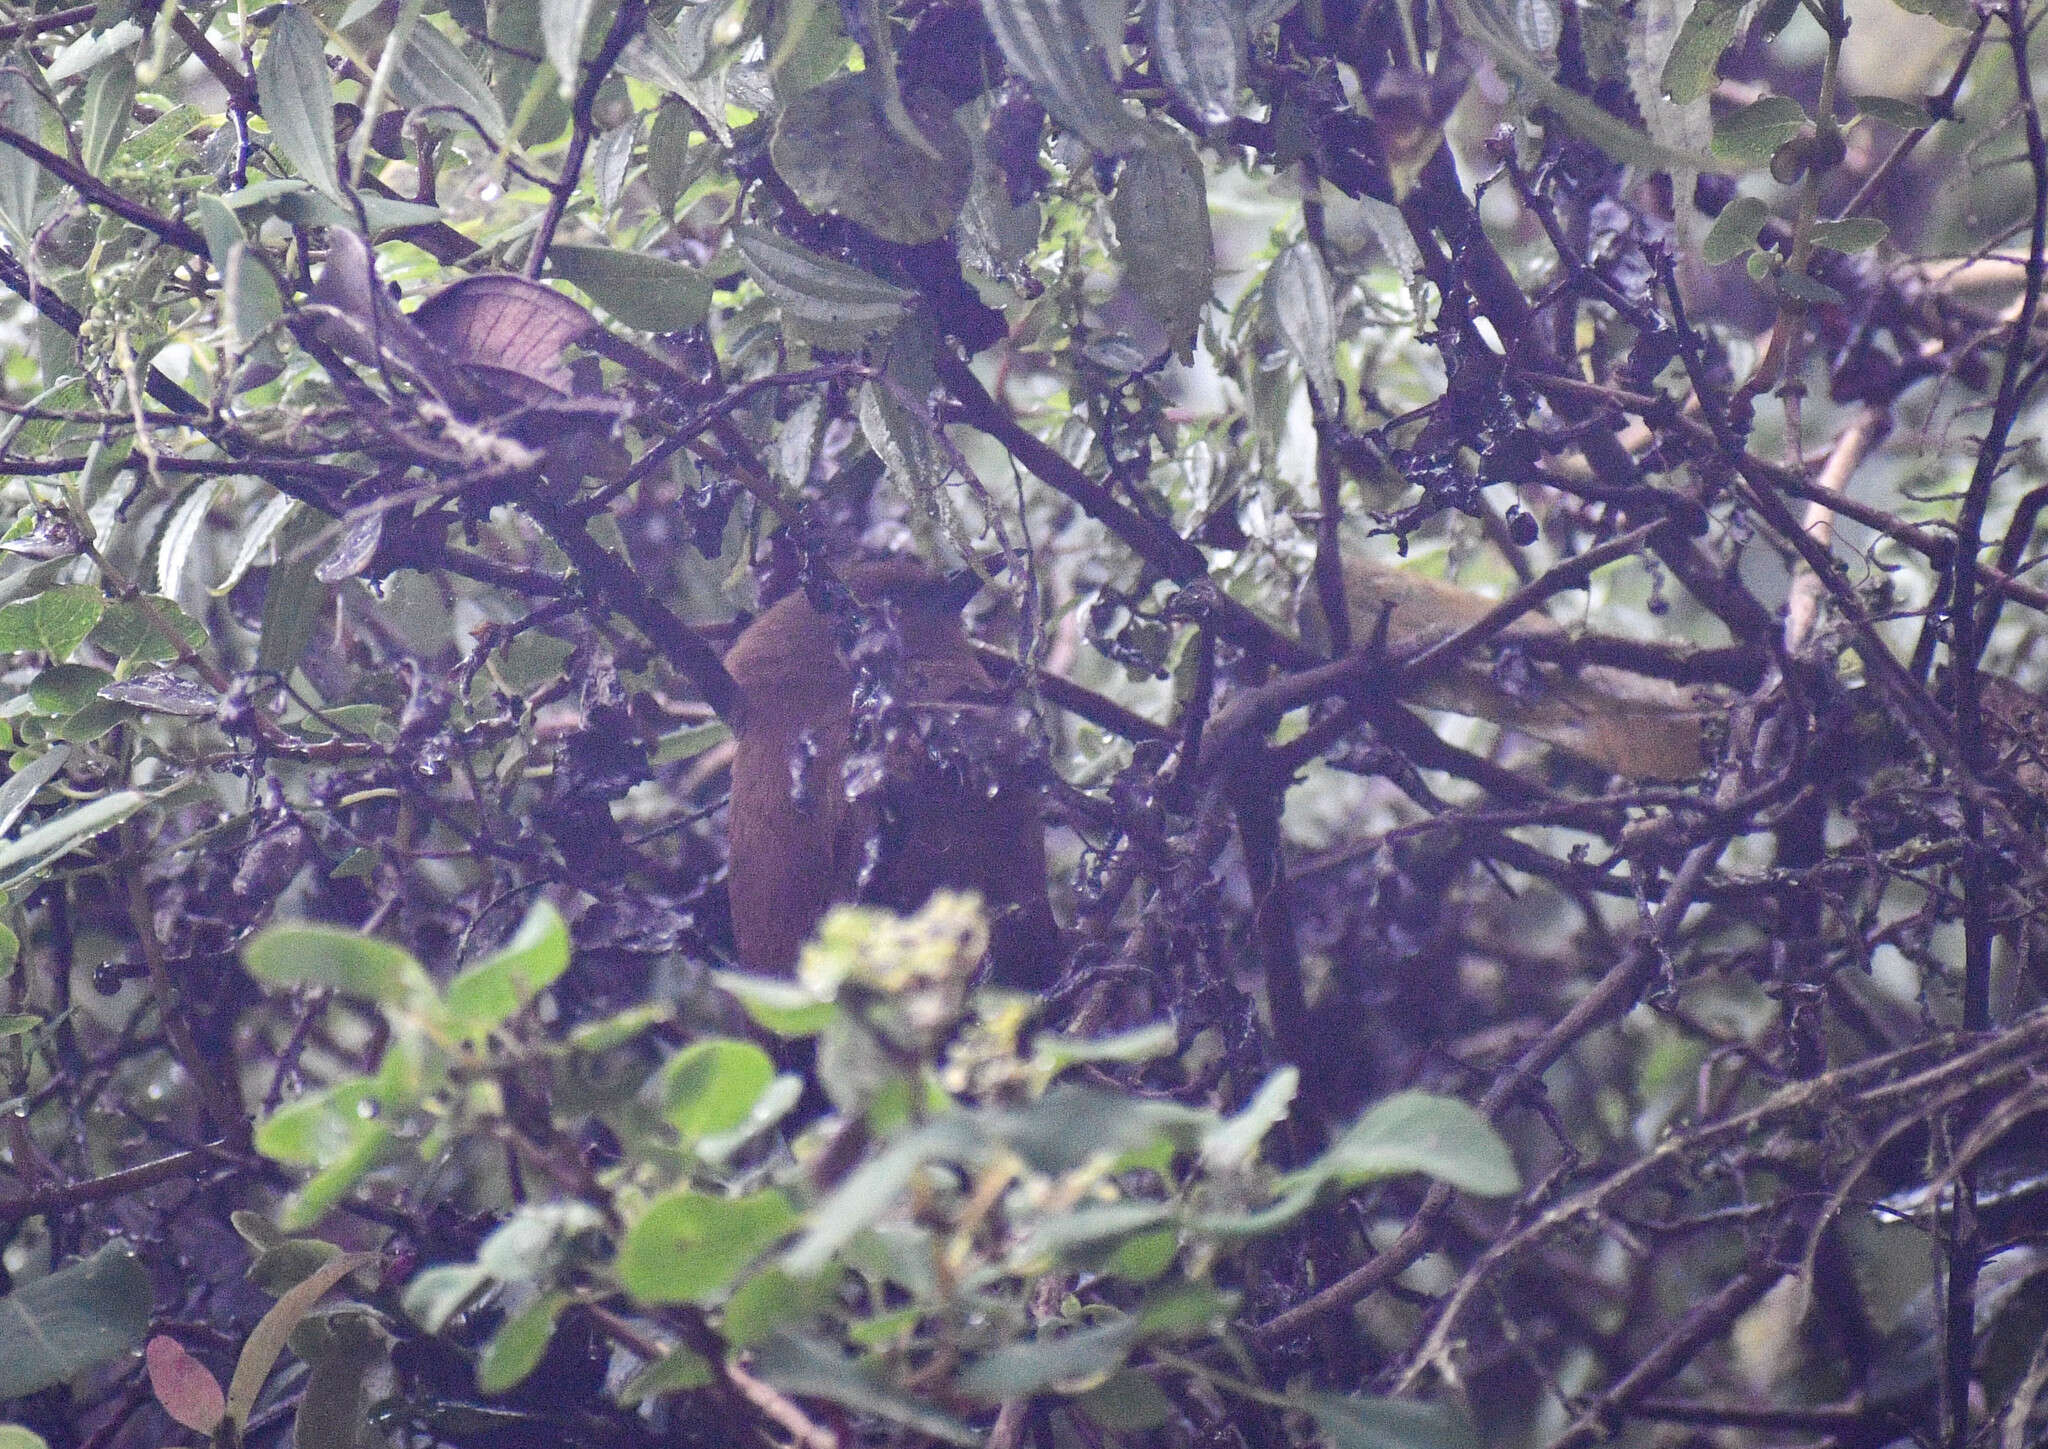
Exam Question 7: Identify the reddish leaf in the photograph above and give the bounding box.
[145,1335,226,1435]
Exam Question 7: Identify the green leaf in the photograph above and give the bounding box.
[288,1307,390,1449]
[1853,94,1933,130]
[1659,0,1742,104]
[1778,269,1846,305]
[546,244,712,331]
[1201,1066,1297,1169]
[155,480,221,600]
[1148,0,1242,127]
[616,1189,799,1304]
[243,922,435,1007]
[1265,241,1339,416]
[980,0,1146,155]
[401,1263,491,1333]
[259,6,343,199]
[750,1332,979,1446]
[443,899,571,1035]
[255,1077,383,1167]
[652,720,731,764]
[477,1293,566,1393]
[246,1238,345,1296]
[1891,0,1974,27]
[0,1012,37,1037]
[1702,195,1769,264]
[541,0,601,98]
[712,968,841,1037]
[87,597,206,664]
[1297,1394,1480,1449]
[1111,128,1216,355]
[0,585,105,661]
[1300,1091,1521,1198]
[0,1428,50,1449]
[1810,216,1889,254]
[784,1119,980,1275]
[734,226,916,350]
[80,60,140,175]
[45,22,144,84]
[720,1267,838,1348]
[0,1242,153,1398]
[224,1253,377,1431]
[1033,1019,1178,1070]
[213,494,300,598]
[858,378,947,498]
[0,748,69,839]
[661,1038,776,1144]
[770,74,972,244]
[256,515,333,674]
[1078,1370,1175,1430]
[226,242,287,348]
[390,21,508,144]
[0,68,56,249]
[616,1343,715,1405]
[957,1319,1137,1401]
[1712,95,1806,164]
[0,790,148,891]
[30,664,112,717]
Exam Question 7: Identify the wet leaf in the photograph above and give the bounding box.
[1110,128,1215,354]
[735,226,916,349]
[259,7,342,199]
[0,585,104,661]
[390,20,509,143]
[546,244,712,331]
[1712,94,1806,164]
[980,0,1146,155]
[98,672,217,717]
[771,74,972,244]
[1702,195,1769,263]
[1148,0,1241,127]
[0,1243,153,1398]
[1811,216,1888,254]
[1264,241,1339,416]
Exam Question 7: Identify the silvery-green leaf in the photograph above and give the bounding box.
[547,244,712,331]
[100,672,217,718]
[45,21,144,85]
[154,479,221,599]
[1148,0,1241,127]
[258,7,342,199]
[1264,241,1339,416]
[1657,0,1742,104]
[1514,0,1561,52]
[860,380,947,500]
[226,241,286,347]
[541,0,600,98]
[1712,94,1806,164]
[390,20,508,144]
[1810,216,1887,254]
[0,67,55,248]
[1702,194,1768,263]
[980,0,1146,155]
[591,118,637,215]
[1110,128,1215,354]
[770,74,972,244]
[735,226,915,349]
[80,60,139,175]
[214,492,300,597]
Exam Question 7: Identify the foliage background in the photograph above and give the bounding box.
[1,0,2047,1445]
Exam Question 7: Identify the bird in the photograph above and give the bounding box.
[720,557,1061,989]
[1314,553,1713,781]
